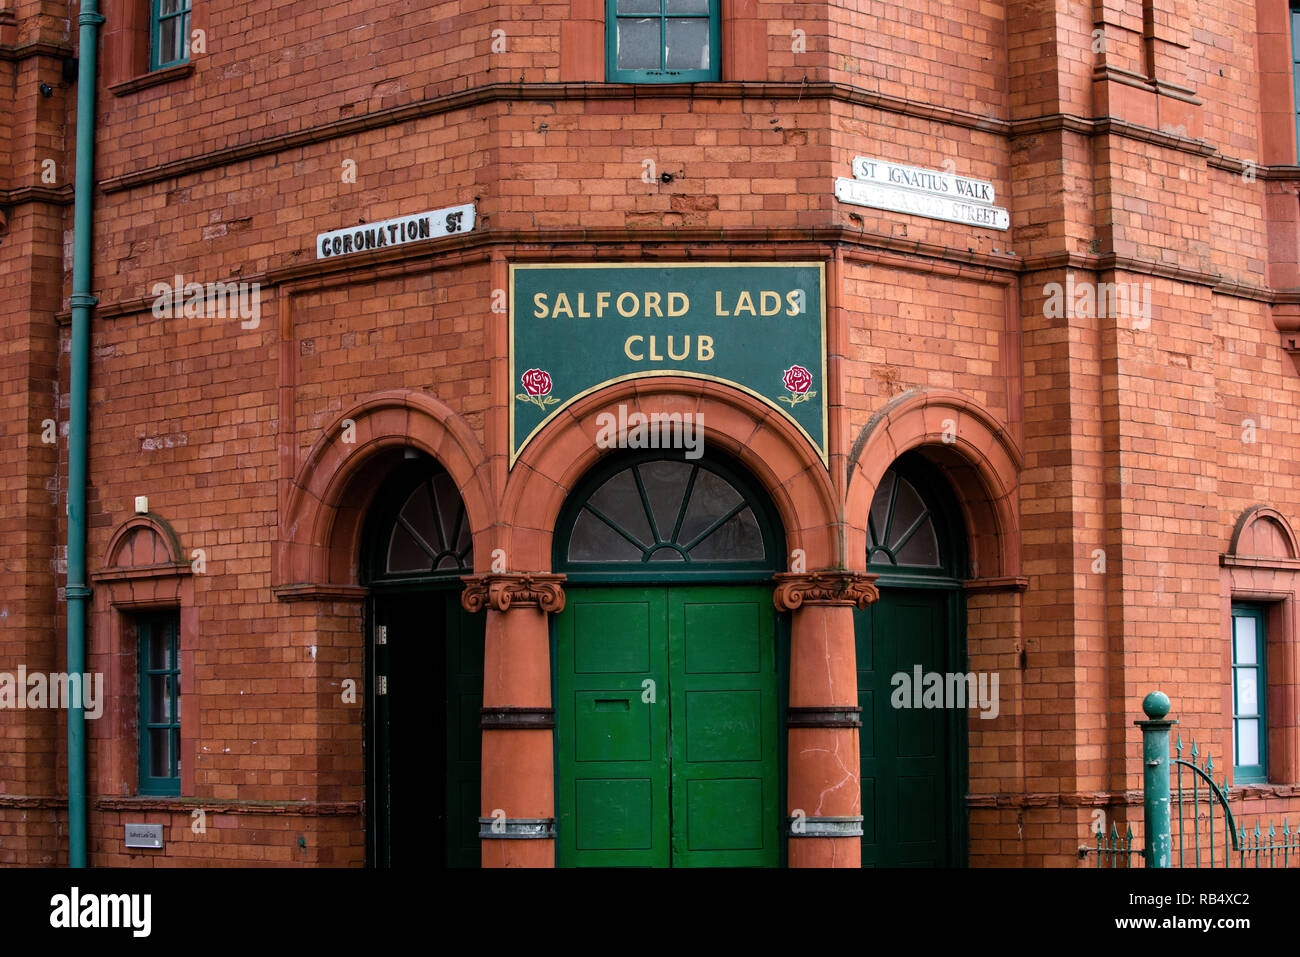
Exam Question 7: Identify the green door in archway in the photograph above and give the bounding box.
[856,455,968,867]
[552,452,786,868]
[556,584,779,867]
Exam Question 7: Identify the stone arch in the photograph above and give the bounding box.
[1220,506,1300,787]
[276,389,493,590]
[502,376,840,571]
[103,513,187,571]
[845,389,1022,579]
[1227,505,1300,563]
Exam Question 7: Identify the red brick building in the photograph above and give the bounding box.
[2,0,1299,867]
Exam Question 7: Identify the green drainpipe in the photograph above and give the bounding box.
[67,0,105,869]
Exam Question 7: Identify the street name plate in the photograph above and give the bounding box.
[124,823,164,849]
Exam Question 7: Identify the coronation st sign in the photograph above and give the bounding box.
[315,203,475,259]
[509,263,827,466]
[834,157,1008,231]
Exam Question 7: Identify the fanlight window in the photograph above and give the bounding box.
[381,470,473,577]
[868,469,942,569]
[565,459,766,564]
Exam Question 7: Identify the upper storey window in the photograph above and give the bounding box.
[606,0,719,83]
[151,0,192,71]
[1293,5,1300,159]
[137,610,182,796]
[1231,604,1268,784]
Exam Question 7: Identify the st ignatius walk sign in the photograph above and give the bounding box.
[509,262,827,467]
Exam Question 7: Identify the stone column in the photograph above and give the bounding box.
[461,573,565,867]
[774,570,879,868]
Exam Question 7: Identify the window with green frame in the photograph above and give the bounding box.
[1293,4,1300,159]
[554,450,782,582]
[138,611,181,796]
[1231,604,1267,784]
[865,456,967,584]
[606,0,719,83]
[150,0,192,71]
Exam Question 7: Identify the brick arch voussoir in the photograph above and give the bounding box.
[1228,504,1300,561]
[846,389,1022,579]
[502,376,840,572]
[102,513,186,569]
[278,389,492,587]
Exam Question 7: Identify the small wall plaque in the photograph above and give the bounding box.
[124,823,163,849]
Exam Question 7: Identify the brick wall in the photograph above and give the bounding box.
[1,0,1298,867]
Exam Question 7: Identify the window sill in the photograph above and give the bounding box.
[607,75,719,85]
[273,583,369,602]
[1225,782,1300,798]
[109,61,193,97]
[97,796,364,815]
[91,562,192,584]
[1221,553,1300,571]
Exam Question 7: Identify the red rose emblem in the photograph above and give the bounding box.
[521,368,552,397]
[516,368,559,411]
[783,365,812,395]
[778,365,816,408]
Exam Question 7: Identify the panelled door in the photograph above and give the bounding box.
[556,584,779,867]
[855,589,956,867]
[855,457,967,868]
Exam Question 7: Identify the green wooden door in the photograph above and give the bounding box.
[856,458,967,867]
[668,586,779,867]
[856,588,958,867]
[555,587,671,867]
[556,584,779,867]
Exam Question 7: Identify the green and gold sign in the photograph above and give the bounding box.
[509,263,827,466]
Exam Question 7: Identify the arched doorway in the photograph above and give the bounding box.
[856,451,968,866]
[552,449,786,867]
[362,454,483,868]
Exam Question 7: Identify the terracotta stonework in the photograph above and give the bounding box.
[3,0,1300,869]
[460,574,567,615]
[772,571,880,611]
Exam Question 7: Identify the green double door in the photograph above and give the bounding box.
[370,591,483,868]
[556,585,780,867]
[855,587,963,867]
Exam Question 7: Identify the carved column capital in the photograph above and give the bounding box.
[772,570,879,611]
[461,573,567,614]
